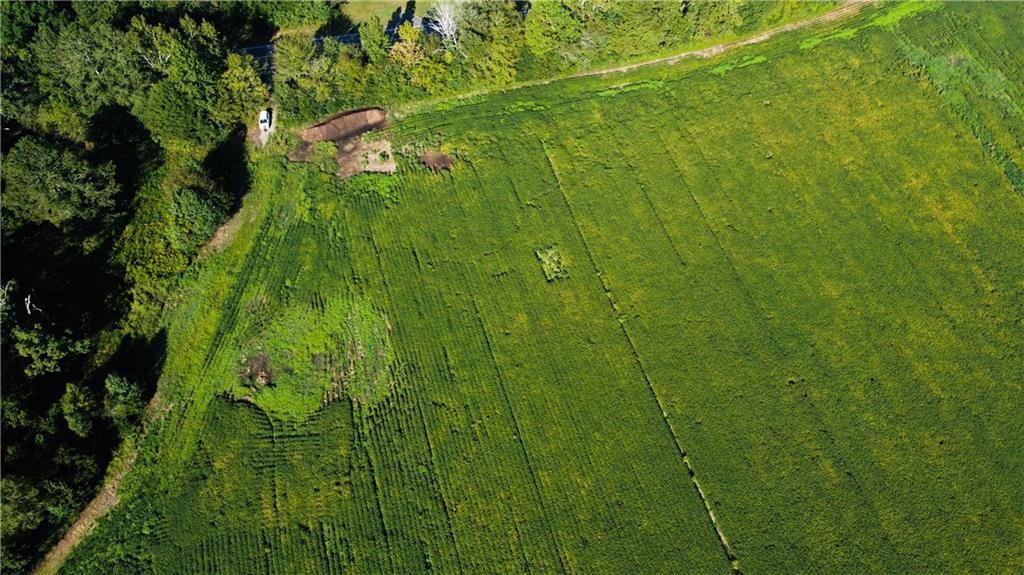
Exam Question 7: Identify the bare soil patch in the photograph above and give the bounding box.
[337,138,397,179]
[304,107,387,142]
[288,108,395,180]
[419,150,453,172]
[287,107,388,162]
[240,352,273,388]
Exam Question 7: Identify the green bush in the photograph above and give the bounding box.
[60,383,98,437]
[104,373,146,434]
[171,187,228,255]
[1,136,120,229]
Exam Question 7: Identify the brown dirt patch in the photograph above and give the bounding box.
[288,107,388,162]
[419,150,453,172]
[337,139,397,179]
[288,108,395,180]
[304,107,387,142]
[240,352,273,388]
[286,141,315,162]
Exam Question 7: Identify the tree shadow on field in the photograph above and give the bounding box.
[88,328,168,476]
[107,329,169,407]
[88,105,163,213]
[203,129,252,213]
[316,10,356,37]
[386,1,417,34]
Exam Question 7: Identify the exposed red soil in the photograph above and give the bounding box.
[287,107,389,162]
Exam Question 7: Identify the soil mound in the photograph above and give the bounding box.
[419,151,453,171]
[303,107,387,143]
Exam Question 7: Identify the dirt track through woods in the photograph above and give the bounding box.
[32,394,170,575]
[32,3,873,573]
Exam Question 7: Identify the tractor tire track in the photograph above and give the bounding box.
[541,140,742,575]
[469,298,570,575]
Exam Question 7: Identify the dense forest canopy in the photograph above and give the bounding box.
[0,1,834,572]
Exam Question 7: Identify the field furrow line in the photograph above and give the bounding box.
[598,112,690,273]
[765,79,1024,525]
[351,404,397,574]
[413,383,467,575]
[201,199,281,372]
[541,140,741,575]
[467,297,570,574]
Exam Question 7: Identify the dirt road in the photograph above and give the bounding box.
[400,0,873,115]
[584,0,873,78]
[32,393,169,575]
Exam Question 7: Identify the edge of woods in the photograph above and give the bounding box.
[394,0,875,118]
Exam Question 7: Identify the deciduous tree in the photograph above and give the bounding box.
[60,383,98,437]
[104,373,145,433]
[359,16,390,65]
[2,136,120,228]
[212,53,269,127]
[427,0,463,53]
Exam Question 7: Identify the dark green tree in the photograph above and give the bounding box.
[462,1,524,86]
[104,373,146,434]
[359,16,390,66]
[60,383,98,438]
[0,478,46,573]
[31,20,143,140]
[1,136,120,228]
[252,0,343,28]
[524,0,582,62]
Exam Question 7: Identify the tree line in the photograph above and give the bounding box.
[272,0,816,121]
[1,2,273,571]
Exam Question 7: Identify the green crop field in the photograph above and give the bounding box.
[61,3,1024,574]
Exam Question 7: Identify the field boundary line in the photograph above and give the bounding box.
[398,0,874,117]
[541,139,742,575]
